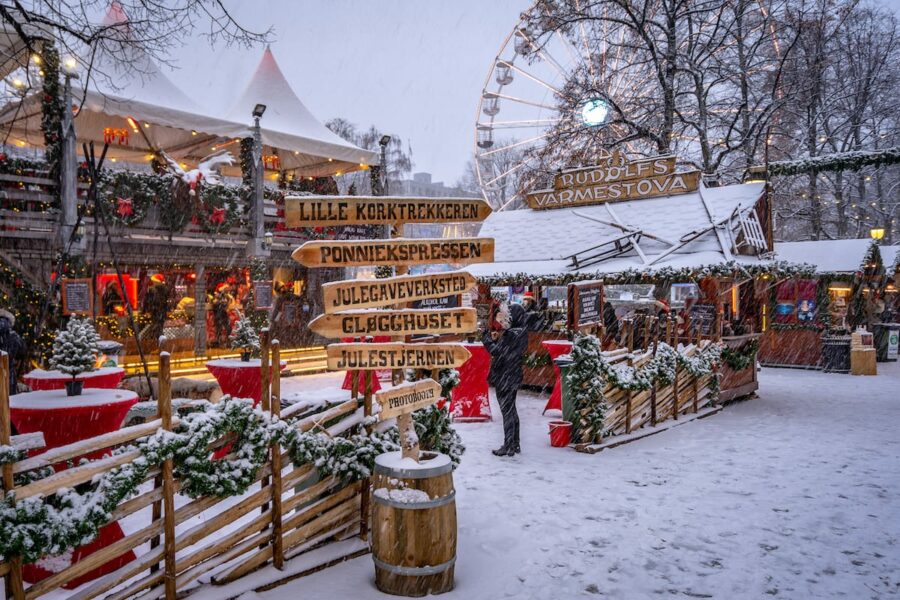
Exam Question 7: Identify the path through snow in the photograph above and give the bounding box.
[252,363,900,599]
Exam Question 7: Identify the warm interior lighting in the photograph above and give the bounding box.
[126,117,140,132]
[869,228,885,241]
[828,286,852,293]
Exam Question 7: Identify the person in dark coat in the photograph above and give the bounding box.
[602,301,619,349]
[142,274,169,345]
[483,303,529,456]
[0,309,25,395]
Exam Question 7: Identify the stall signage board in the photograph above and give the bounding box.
[293,238,495,268]
[525,151,700,210]
[411,295,460,309]
[377,379,443,420]
[61,278,93,316]
[567,280,604,330]
[326,343,471,370]
[285,196,493,227]
[309,308,477,338]
[690,304,717,336]
[253,281,274,310]
[322,271,476,314]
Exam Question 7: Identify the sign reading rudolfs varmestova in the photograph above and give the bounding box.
[376,379,443,420]
[284,196,492,227]
[292,238,495,268]
[526,151,700,210]
[326,343,472,370]
[310,308,477,338]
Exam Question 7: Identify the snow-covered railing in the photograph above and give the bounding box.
[0,343,375,599]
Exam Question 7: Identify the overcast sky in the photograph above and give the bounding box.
[169,0,899,187]
[169,0,529,186]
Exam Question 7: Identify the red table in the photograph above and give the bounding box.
[23,367,125,391]
[10,388,139,587]
[541,340,573,414]
[205,359,287,404]
[450,343,492,422]
[340,336,389,393]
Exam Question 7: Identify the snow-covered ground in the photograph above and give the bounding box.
[245,363,900,600]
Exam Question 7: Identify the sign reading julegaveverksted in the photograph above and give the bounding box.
[285,196,492,227]
[322,271,476,314]
[376,379,443,420]
[326,343,471,370]
[292,238,494,268]
[526,151,700,210]
[310,308,476,338]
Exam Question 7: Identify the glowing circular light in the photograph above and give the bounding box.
[580,97,609,126]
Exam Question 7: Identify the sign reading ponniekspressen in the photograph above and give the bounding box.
[292,238,494,268]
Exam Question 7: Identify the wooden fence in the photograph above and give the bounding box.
[0,338,371,599]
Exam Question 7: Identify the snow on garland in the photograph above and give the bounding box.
[768,146,900,177]
[196,184,246,234]
[720,340,759,371]
[0,396,399,562]
[98,171,167,227]
[566,335,724,443]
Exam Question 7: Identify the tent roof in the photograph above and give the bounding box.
[224,47,376,173]
[468,182,768,279]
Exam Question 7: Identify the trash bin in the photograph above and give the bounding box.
[821,335,851,373]
[555,356,575,425]
[872,323,900,362]
[96,340,124,366]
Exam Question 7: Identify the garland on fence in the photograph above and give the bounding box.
[720,339,759,371]
[40,45,62,185]
[566,336,724,443]
[98,171,166,227]
[523,352,553,369]
[767,146,900,177]
[196,184,246,234]
[0,396,399,562]
[769,322,825,332]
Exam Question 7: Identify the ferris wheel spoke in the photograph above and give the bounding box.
[482,159,530,187]
[479,132,554,157]
[478,118,562,130]
[489,91,559,112]
[500,61,570,99]
[574,0,598,86]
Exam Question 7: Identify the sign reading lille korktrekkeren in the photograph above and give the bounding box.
[285,196,492,227]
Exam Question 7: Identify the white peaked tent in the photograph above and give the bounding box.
[0,4,374,176]
[224,46,376,176]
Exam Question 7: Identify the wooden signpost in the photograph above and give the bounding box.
[326,343,472,371]
[322,271,476,314]
[285,196,492,227]
[376,379,443,460]
[526,151,700,210]
[292,238,495,268]
[309,308,477,338]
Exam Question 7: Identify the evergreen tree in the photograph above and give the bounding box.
[566,334,609,444]
[230,314,260,358]
[50,318,100,377]
[849,242,885,329]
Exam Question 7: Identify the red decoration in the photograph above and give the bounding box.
[115,197,133,217]
[210,207,226,225]
[0,152,7,161]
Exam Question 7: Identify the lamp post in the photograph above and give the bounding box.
[249,103,268,257]
[870,227,885,245]
[379,135,391,196]
[59,58,81,252]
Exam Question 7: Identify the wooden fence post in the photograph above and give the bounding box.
[270,340,284,570]
[1,352,25,600]
[260,329,271,523]
[650,385,657,427]
[666,316,673,347]
[626,319,634,352]
[672,365,680,420]
[625,390,633,434]
[642,315,651,352]
[158,352,177,600]
[359,356,374,541]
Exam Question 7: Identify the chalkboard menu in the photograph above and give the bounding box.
[690,303,717,335]
[281,300,298,324]
[567,280,604,330]
[411,295,460,310]
[61,278,92,316]
[253,281,274,310]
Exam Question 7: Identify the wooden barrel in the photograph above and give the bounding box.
[372,451,456,597]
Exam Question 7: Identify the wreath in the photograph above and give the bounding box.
[720,339,759,371]
[196,184,245,234]
[99,171,165,227]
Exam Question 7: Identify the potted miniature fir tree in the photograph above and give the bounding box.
[230,314,260,362]
[50,317,101,396]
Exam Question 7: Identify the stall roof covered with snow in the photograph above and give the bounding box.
[467,154,771,283]
[773,239,876,274]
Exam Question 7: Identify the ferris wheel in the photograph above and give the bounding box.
[474,3,644,212]
[474,2,780,212]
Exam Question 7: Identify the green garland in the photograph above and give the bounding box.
[98,171,166,227]
[523,352,553,369]
[566,335,609,443]
[769,322,824,332]
[477,260,818,287]
[768,146,900,177]
[40,45,62,185]
[720,339,759,371]
[197,184,246,234]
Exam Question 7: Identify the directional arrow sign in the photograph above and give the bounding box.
[310,308,477,338]
[326,343,472,370]
[322,271,476,314]
[285,196,493,227]
[292,238,494,268]
[377,379,443,420]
